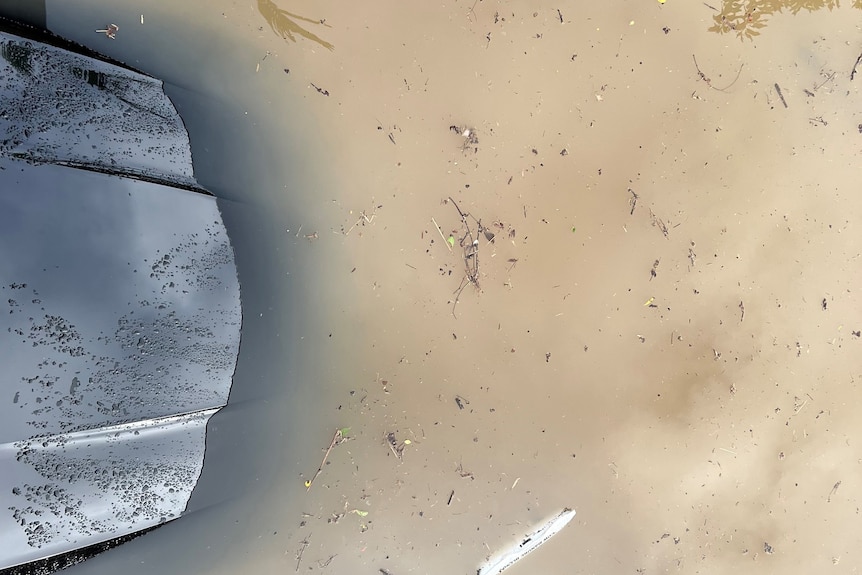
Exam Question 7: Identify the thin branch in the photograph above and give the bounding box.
[447,197,482,317]
[432,217,451,251]
[306,429,343,492]
[851,52,862,81]
[296,535,311,572]
[693,54,744,92]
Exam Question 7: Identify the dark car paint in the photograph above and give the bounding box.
[0,23,241,571]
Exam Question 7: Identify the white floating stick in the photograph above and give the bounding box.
[477,507,576,575]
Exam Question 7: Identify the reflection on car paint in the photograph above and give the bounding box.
[0,26,242,572]
[0,31,204,192]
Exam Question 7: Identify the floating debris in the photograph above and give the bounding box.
[95,24,119,39]
[477,508,576,575]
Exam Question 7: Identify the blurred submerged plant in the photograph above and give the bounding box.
[709,0,862,40]
[257,0,334,51]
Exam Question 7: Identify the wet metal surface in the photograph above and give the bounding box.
[0,28,241,571]
[0,30,205,192]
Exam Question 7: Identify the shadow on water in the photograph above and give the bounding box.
[708,0,862,39]
[257,0,334,50]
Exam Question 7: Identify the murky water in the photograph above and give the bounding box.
[7,0,862,573]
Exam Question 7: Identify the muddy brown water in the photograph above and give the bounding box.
[25,0,862,573]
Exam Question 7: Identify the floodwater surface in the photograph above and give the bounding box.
[19,0,862,573]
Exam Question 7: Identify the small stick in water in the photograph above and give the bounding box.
[774,83,788,108]
[305,429,343,491]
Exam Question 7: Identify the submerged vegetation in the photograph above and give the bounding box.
[709,0,862,39]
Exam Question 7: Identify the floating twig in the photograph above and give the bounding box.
[851,52,862,81]
[774,83,788,108]
[467,0,479,21]
[448,196,483,317]
[310,82,330,96]
[692,54,743,92]
[814,71,836,91]
[456,461,475,480]
[344,204,379,235]
[628,188,639,215]
[95,24,119,39]
[432,217,451,251]
[296,535,311,571]
[385,431,408,462]
[648,208,669,238]
[454,395,469,410]
[827,480,842,503]
[305,429,343,492]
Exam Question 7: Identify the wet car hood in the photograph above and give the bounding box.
[0,27,241,571]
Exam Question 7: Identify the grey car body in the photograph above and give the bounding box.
[0,23,241,571]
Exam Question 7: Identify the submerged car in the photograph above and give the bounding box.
[0,21,241,572]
